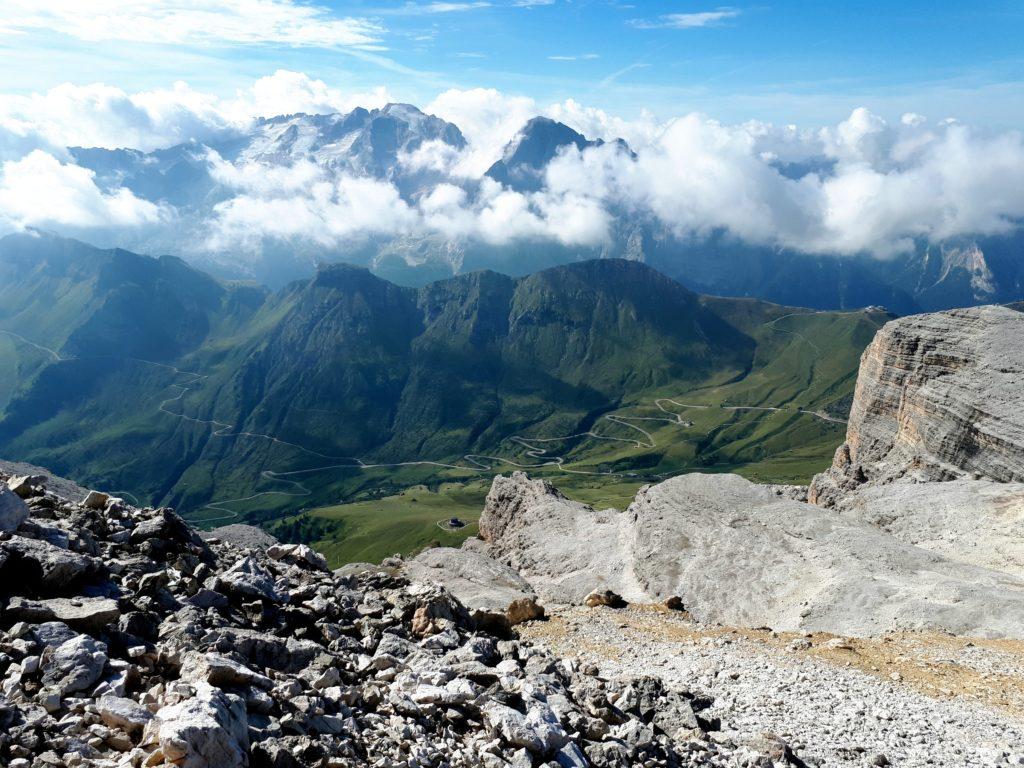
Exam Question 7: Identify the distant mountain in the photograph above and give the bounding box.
[62,104,1024,311]
[71,103,467,205]
[0,232,886,520]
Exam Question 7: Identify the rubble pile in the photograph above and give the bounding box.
[0,474,762,768]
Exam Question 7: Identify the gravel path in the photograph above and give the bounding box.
[521,605,1024,767]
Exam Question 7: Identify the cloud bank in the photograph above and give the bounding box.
[1,72,1023,264]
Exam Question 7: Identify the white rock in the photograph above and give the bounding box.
[144,682,248,768]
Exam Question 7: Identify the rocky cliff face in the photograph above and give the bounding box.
[808,306,1024,506]
[0,469,770,768]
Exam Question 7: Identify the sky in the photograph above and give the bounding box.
[1,0,1024,128]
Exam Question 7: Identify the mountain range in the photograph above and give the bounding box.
[63,103,1024,313]
[0,230,887,525]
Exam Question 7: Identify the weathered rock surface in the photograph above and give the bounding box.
[804,306,1024,577]
[0,467,759,768]
[477,471,1024,637]
[809,306,1024,505]
[829,478,1024,576]
[405,545,542,627]
[143,682,249,768]
[0,486,28,532]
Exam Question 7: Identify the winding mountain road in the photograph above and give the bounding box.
[0,328,846,523]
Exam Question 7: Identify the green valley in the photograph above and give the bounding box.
[0,231,890,562]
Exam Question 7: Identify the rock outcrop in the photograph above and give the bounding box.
[475,471,1024,638]
[809,306,1024,505]
[0,469,766,768]
[805,306,1024,576]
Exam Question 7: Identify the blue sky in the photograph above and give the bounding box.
[1,0,1023,126]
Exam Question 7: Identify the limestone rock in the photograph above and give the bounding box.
[6,596,119,633]
[98,695,153,735]
[41,634,108,695]
[405,545,540,624]
[810,306,1024,504]
[0,486,29,532]
[6,474,45,499]
[145,682,248,768]
[82,490,110,509]
[479,472,633,603]
[201,524,278,550]
[479,471,1024,637]
[0,536,98,591]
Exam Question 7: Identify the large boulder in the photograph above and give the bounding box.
[0,536,99,593]
[41,634,108,695]
[479,473,633,604]
[6,596,120,633]
[405,544,542,626]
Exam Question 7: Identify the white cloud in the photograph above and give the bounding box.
[0,81,229,152]
[209,173,418,250]
[0,71,392,152]
[1,73,1022,263]
[0,150,166,231]
[630,9,740,30]
[0,0,383,48]
[427,88,539,176]
[221,70,392,122]
[541,110,1024,258]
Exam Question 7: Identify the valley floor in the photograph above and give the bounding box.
[520,605,1024,767]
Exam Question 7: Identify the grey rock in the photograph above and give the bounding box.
[97,695,153,735]
[6,597,119,633]
[31,621,79,649]
[405,546,542,626]
[810,306,1024,505]
[478,471,1024,637]
[180,652,273,690]
[215,555,281,602]
[82,490,110,509]
[144,682,248,768]
[6,475,45,500]
[202,524,278,550]
[0,486,29,532]
[0,536,97,590]
[41,634,108,695]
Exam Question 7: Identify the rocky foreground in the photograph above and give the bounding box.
[0,472,793,768]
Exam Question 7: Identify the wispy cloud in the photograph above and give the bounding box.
[630,8,740,30]
[549,53,599,61]
[513,0,556,6]
[0,0,385,49]
[598,61,649,89]
[403,1,492,13]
